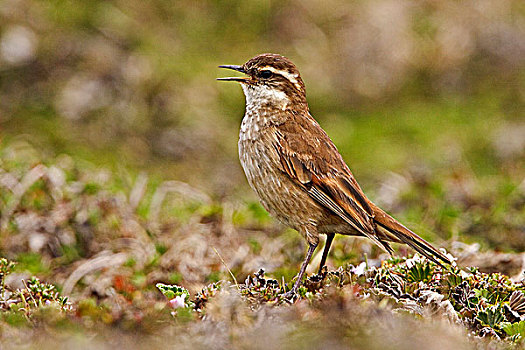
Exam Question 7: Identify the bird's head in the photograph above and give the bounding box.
[218,53,307,109]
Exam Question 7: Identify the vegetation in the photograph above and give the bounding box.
[0,0,524,348]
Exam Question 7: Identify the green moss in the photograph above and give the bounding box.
[168,272,183,284]
[247,202,271,224]
[15,253,50,275]
[247,237,262,254]
[205,271,222,283]
[2,310,28,327]
[131,272,147,288]
[83,183,100,195]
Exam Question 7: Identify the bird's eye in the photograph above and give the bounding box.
[259,70,273,79]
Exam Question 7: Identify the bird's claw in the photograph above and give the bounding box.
[282,290,296,300]
[317,265,328,277]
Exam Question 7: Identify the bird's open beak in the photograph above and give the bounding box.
[217,65,248,82]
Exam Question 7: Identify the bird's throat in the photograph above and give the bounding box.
[241,84,290,111]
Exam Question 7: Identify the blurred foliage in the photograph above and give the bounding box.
[1,254,525,348]
[0,261,70,324]
[0,139,295,294]
[0,0,523,194]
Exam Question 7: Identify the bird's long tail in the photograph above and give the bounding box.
[369,202,451,267]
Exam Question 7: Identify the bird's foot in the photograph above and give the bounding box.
[316,265,328,277]
[282,281,300,300]
[282,289,297,300]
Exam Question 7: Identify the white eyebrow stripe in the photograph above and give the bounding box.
[260,66,300,86]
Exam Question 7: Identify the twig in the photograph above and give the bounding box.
[21,279,38,309]
[212,247,239,290]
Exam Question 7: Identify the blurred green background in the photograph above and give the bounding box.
[0,0,524,257]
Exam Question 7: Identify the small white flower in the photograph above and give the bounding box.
[351,262,367,276]
[405,254,423,268]
[169,294,187,309]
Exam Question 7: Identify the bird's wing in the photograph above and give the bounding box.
[271,115,450,266]
[272,117,393,254]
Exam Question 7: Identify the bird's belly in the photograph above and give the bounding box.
[239,138,324,231]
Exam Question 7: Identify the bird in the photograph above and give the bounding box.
[218,53,451,297]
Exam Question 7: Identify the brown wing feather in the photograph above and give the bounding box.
[273,116,394,254]
[272,114,450,265]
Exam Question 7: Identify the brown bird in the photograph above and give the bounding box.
[218,53,450,296]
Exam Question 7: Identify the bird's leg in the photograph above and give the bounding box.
[318,233,335,275]
[284,242,318,298]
